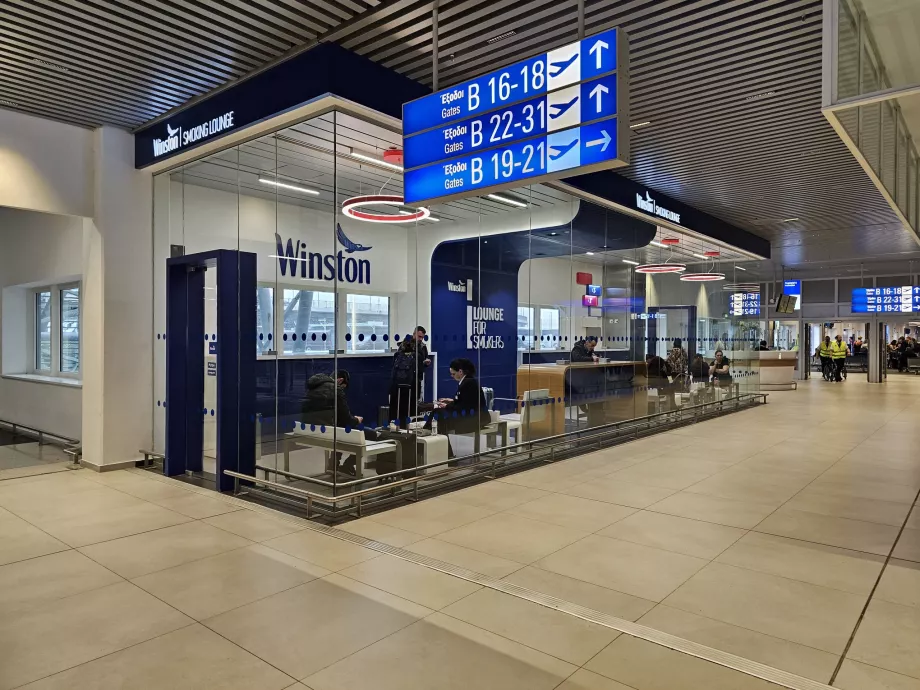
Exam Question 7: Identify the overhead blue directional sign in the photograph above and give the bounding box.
[403,28,619,137]
[403,26,629,205]
[404,120,619,202]
[852,286,920,313]
[404,74,618,170]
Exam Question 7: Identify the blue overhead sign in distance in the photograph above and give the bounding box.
[403,26,628,205]
[852,286,920,313]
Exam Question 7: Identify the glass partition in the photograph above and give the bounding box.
[151,107,765,513]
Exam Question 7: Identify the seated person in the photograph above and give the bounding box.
[709,349,732,386]
[758,340,770,351]
[645,353,673,408]
[689,353,710,381]
[424,357,488,459]
[301,369,363,475]
[571,336,599,363]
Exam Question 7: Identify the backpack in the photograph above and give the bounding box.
[392,351,416,385]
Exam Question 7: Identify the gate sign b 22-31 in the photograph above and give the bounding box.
[402,27,629,205]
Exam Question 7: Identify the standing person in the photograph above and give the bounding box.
[819,335,833,381]
[830,334,849,382]
[571,336,599,363]
[667,338,688,376]
[412,326,432,401]
[389,339,418,428]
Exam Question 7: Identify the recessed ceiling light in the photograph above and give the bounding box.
[487,193,528,208]
[586,252,595,256]
[547,232,559,236]
[736,266,747,271]
[781,217,800,222]
[649,240,667,248]
[259,178,320,195]
[692,253,709,260]
[622,259,640,266]
[745,90,778,101]
[486,30,516,44]
[350,151,403,171]
[629,121,652,129]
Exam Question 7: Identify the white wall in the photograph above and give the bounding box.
[0,207,84,439]
[82,127,153,468]
[0,109,93,218]
[518,256,603,342]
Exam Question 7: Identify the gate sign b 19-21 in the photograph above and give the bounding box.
[402,27,629,205]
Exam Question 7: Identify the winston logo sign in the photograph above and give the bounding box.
[274,225,372,285]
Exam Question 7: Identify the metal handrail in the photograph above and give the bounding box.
[0,418,79,448]
[236,391,768,507]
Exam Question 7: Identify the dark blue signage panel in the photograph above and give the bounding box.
[404,74,618,170]
[404,119,619,203]
[852,286,920,313]
[403,28,618,136]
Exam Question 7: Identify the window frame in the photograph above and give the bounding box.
[256,280,396,358]
[518,303,566,351]
[28,282,81,380]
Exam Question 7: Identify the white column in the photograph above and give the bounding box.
[81,127,153,469]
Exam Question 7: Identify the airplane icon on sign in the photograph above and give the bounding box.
[549,96,579,119]
[548,139,578,160]
[548,54,578,77]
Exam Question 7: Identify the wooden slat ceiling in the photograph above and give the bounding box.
[1,0,915,270]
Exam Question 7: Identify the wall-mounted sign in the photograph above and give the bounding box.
[152,112,235,159]
[582,295,599,307]
[585,284,602,297]
[730,292,760,316]
[783,280,801,310]
[208,342,217,355]
[207,361,217,376]
[852,286,920,313]
[274,228,372,285]
[403,27,629,205]
[575,272,593,285]
[635,191,680,224]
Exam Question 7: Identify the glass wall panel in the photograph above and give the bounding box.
[150,106,766,512]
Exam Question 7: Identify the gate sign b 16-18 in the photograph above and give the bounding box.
[403,27,629,205]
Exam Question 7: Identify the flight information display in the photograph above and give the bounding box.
[851,286,920,313]
[730,292,760,316]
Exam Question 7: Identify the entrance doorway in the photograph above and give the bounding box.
[165,250,257,492]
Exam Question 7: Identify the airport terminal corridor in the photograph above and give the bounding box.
[0,375,917,690]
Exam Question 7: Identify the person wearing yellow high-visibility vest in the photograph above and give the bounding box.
[830,334,849,383]
[819,335,833,381]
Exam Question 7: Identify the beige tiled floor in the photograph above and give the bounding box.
[1,376,918,689]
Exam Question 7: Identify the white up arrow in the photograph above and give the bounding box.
[588,39,609,70]
[586,130,611,152]
[589,82,609,112]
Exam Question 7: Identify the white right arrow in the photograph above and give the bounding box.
[588,39,609,70]
[589,82,609,112]
[586,130,611,151]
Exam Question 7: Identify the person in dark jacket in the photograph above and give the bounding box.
[301,369,363,475]
[389,339,418,428]
[412,326,432,399]
[571,337,599,363]
[425,358,488,459]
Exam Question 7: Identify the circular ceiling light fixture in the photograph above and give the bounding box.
[341,195,430,223]
[681,249,724,281]
[634,263,687,274]
[680,272,725,282]
[637,237,685,273]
